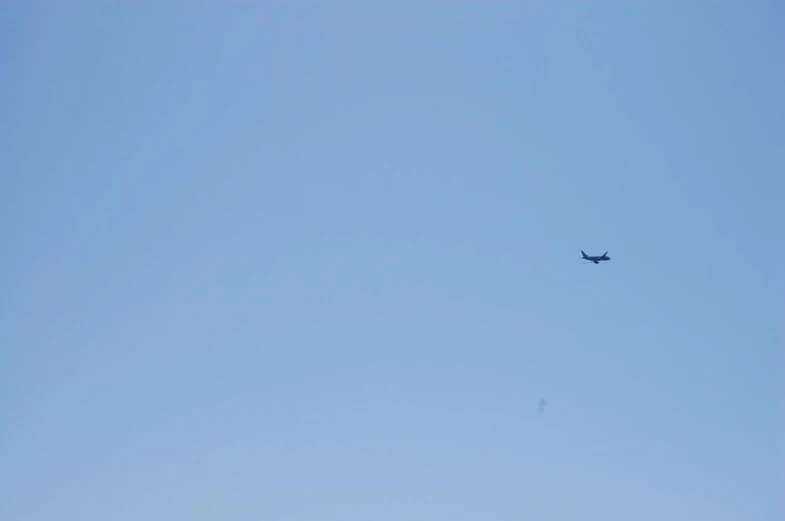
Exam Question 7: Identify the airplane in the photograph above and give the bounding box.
[581,250,610,264]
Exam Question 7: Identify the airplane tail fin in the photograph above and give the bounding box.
[581,250,587,258]
[603,251,608,257]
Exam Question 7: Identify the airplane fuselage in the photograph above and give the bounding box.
[581,250,610,263]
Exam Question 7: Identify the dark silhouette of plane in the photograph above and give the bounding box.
[581,250,610,264]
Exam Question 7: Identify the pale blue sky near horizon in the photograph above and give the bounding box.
[1,2,783,520]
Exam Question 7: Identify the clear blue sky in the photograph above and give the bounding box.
[2,2,782,519]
